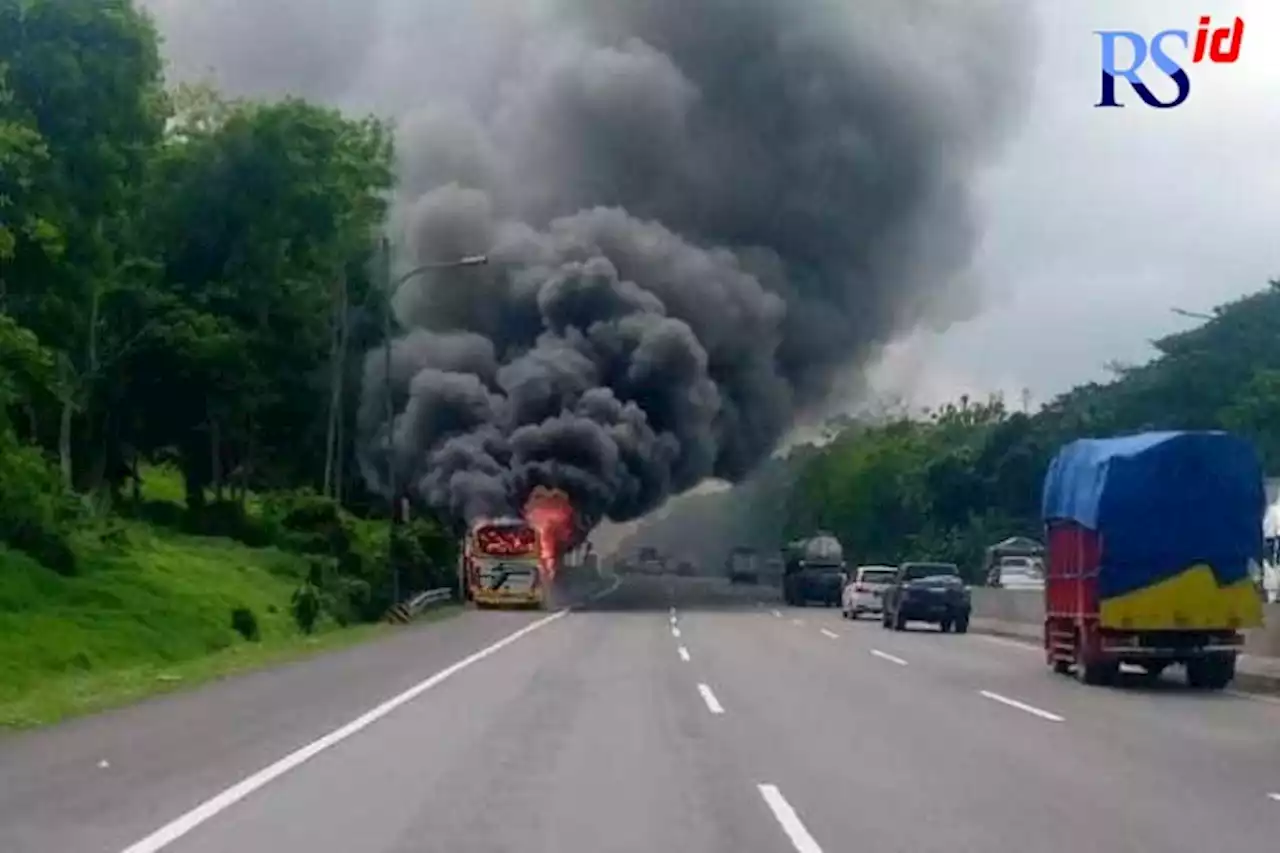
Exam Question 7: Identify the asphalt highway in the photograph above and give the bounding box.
[2,575,1277,853]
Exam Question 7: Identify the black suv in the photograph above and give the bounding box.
[881,562,970,633]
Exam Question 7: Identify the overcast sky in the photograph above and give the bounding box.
[870,0,1280,411]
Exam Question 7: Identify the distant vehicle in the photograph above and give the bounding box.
[782,533,846,606]
[727,546,759,584]
[841,565,897,619]
[459,517,547,610]
[983,536,1045,586]
[881,562,970,632]
[635,545,666,575]
[675,559,696,577]
[994,556,1044,590]
[1042,431,1264,688]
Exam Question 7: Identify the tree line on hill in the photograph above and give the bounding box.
[625,281,1280,581]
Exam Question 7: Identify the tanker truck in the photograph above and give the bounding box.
[783,533,847,606]
[458,516,548,609]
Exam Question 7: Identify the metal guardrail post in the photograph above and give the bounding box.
[383,587,453,624]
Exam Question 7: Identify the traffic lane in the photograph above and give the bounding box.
[152,608,773,853]
[802,605,1280,787]
[0,608,551,853]
[688,607,1279,853]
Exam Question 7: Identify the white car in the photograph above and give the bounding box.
[995,556,1044,590]
[841,565,898,619]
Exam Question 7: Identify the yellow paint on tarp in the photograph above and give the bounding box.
[1099,563,1263,631]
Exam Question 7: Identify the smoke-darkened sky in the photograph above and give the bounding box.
[143,0,1033,533]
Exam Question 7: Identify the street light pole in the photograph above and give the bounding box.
[380,239,489,604]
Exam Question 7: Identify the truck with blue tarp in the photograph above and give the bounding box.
[1040,430,1265,688]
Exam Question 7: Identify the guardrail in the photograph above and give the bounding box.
[384,587,454,624]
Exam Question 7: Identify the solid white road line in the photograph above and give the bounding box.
[758,784,824,853]
[678,646,691,662]
[820,628,840,639]
[1267,792,1280,802]
[697,683,725,714]
[979,690,1064,722]
[117,609,570,853]
[588,575,623,601]
[672,626,682,638]
[1227,689,1280,706]
[870,649,908,666]
[976,634,1039,652]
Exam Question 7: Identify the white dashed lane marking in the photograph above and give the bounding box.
[697,683,725,714]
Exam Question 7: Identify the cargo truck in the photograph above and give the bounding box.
[1041,431,1265,688]
[459,516,548,609]
[782,533,847,606]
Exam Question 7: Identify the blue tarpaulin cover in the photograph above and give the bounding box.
[1041,431,1264,598]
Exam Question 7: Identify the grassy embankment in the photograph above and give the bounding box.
[0,467,455,730]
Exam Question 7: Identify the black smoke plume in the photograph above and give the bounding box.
[145,0,1033,537]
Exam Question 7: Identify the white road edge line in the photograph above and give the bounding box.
[697,683,725,714]
[976,634,1039,652]
[117,609,570,853]
[758,784,823,853]
[589,574,624,601]
[870,649,908,666]
[772,609,782,618]
[678,646,691,662]
[672,626,682,638]
[979,690,1064,722]
[1227,689,1280,706]
[820,628,839,639]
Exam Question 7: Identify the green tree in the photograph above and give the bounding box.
[134,93,394,508]
[0,0,166,488]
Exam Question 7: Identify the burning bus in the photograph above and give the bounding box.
[459,487,579,610]
[460,517,548,609]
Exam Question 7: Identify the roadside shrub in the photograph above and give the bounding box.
[124,499,187,530]
[230,606,260,641]
[194,500,272,547]
[291,581,322,634]
[0,431,80,575]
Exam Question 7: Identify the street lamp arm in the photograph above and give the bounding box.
[378,244,489,604]
[393,254,489,288]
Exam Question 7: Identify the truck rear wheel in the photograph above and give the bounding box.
[1186,654,1235,690]
[1077,658,1118,686]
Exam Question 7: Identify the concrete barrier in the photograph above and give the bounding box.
[969,588,1280,657]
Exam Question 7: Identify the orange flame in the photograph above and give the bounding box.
[523,486,575,583]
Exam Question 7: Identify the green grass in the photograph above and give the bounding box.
[0,465,462,730]
[0,517,458,730]
[138,462,269,518]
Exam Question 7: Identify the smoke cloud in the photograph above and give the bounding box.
[145,0,1033,538]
